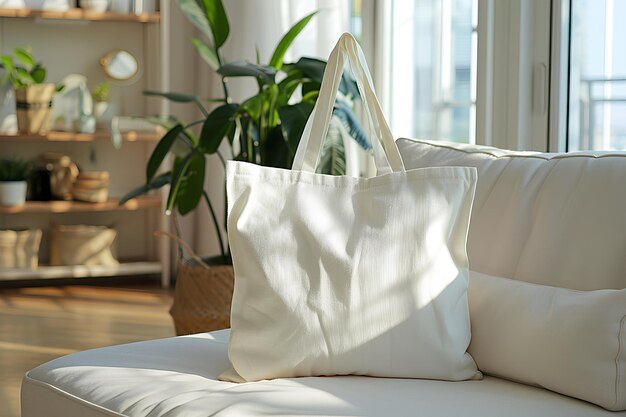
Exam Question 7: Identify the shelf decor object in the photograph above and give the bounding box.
[0,229,42,269]
[100,49,138,81]
[1,47,60,133]
[0,156,31,206]
[15,83,55,133]
[72,171,110,203]
[80,0,109,12]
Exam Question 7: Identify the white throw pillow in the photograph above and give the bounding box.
[468,271,626,411]
[221,164,482,383]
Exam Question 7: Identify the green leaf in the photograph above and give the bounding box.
[118,171,171,206]
[192,37,220,71]
[301,81,320,96]
[269,11,317,70]
[200,103,239,153]
[176,153,206,215]
[333,100,371,150]
[317,118,346,176]
[293,57,325,82]
[144,90,208,118]
[144,90,199,103]
[14,48,35,70]
[340,72,360,99]
[241,94,264,121]
[276,70,306,105]
[145,114,184,130]
[12,67,34,87]
[294,57,359,97]
[278,102,314,155]
[167,153,194,212]
[176,0,213,41]
[30,66,46,84]
[197,0,230,49]
[0,56,13,85]
[146,124,184,182]
[266,83,280,128]
[302,91,319,103]
[1,55,14,71]
[218,61,276,84]
[260,126,291,168]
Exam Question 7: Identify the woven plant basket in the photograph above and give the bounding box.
[169,261,234,335]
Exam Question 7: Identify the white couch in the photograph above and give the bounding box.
[21,139,626,416]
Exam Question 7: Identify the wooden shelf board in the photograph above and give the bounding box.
[0,195,161,214]
[0,261,162,280]
[0,130,162,143]
[0,7,159,23]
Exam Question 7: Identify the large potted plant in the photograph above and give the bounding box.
[122,0,370,334]
[0,47,60,134]
[0,157,31,207]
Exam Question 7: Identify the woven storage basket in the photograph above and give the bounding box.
[50,225,118,266]
[0,229,42,269]
[169,261,234,335]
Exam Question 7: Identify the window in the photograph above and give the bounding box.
[566,0,626,151]
[385,0,477,143]
[355,0,626,153]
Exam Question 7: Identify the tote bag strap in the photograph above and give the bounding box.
[292,33,405,175]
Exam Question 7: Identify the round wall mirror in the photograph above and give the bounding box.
[100,50,139,81]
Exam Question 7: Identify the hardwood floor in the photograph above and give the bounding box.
[0,282,175,417]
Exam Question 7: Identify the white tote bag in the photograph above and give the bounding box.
[223,33,480,382]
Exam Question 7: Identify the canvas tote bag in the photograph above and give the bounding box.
[223,33,480,382]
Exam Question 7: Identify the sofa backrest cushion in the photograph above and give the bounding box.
[397,138,626,290]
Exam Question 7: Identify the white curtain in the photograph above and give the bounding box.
[179,0,351,259]
[223,0,350,61]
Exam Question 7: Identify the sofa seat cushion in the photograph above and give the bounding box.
[21,330,625,417]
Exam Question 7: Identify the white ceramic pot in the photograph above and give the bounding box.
[93,101,109,128]
[24,0,72,11]
[109,0,130,13]
[81,0,109,12]
[0,181,27,207]
[0,0,26,9]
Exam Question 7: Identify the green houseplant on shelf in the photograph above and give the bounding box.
[0,47,61,134]
[121,0,371,334]
[0,157,31,207]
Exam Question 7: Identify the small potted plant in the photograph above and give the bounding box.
[0,157,31,207]
[0,47,60,134]
[91,82,112,128]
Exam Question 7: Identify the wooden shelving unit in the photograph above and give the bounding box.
[0,195,161,214]
[0,130,163,143]
[0,2,172,287]
[0,7,159,23]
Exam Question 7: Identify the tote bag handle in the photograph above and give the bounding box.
[292,33,405,175]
